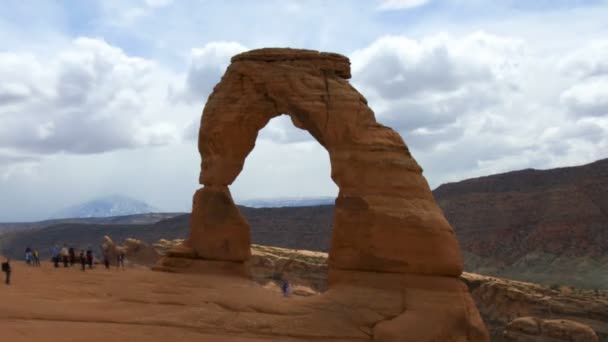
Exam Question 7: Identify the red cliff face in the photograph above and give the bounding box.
[433,159,608,289]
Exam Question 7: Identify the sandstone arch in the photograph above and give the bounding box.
[159,48,489,341]
[186,48,463,276]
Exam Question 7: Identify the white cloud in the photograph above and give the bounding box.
[348,32,607,186]
[100,0,176,27]
[561,76,608,118]
[144,0,173,8]
[257,115,312,144]
[377,0,431,11]
[175,41,248,140]
[559,40,608,79]
[0,37,180,155]
[175,41,248,105]
[1,1,608,221]
[351,32,523,141]
[559,40,608,118]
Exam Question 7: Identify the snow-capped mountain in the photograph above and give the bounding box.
[52,195,160,219]
[237,196,335,208]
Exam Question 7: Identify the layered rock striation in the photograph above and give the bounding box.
[434,158,608,289]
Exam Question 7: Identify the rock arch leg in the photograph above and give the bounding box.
[186,186,250,262]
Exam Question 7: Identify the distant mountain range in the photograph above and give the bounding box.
[0,213,185,234]
[51,195,161,219]
[0,206,333,261]
[47,195,335,220]
[237,196,335,208]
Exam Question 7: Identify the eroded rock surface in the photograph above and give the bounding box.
[157,48,488,341]
[504,317,599,341]
[102,235,159,266]
[463,273,608,341]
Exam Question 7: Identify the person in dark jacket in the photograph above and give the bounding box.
[116,252,125,270]
[281,279,291,297]
[86,249,93,269]
[79,250,86,271]
[68,247,76,266]
[2,257,11,285]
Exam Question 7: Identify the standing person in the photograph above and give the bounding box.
[1,257,11,285]
[60,244,69,268]
[24,247,32,266]
[68,247,76,266]
[103,252,110,269]
[281,279,291,297]
[79,250,86,271]
[86,248,93,269]
[116,251,125,270]
[33,250,40,267]
[51,245,60,268]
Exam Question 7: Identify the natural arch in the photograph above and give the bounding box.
[157,48,489,341]
[184,48,462,276]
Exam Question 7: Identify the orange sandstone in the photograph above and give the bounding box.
[157,48,489,341]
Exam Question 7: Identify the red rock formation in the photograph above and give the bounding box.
[434,159,608,289]
[187,48,463,275]
[504,317,599,341]
[158,48,489,341]
[102,235,159,266]
[462,272,608,340]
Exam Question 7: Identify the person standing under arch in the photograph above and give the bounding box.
[281,278,291,297]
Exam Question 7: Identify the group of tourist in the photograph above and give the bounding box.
[24,247,41,266]
[0,243,129,286]
[50,244,96,271]
[106,251,125,270]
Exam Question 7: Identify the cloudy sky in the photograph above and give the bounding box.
[1,0,607,221]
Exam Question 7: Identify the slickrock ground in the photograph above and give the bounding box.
[156,241,608,341]
[0,261,375,341]
[246,245,608,341]
[3,245,605,341]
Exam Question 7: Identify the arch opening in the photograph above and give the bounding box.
[232,114,337,294]
[232,114,338,205]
